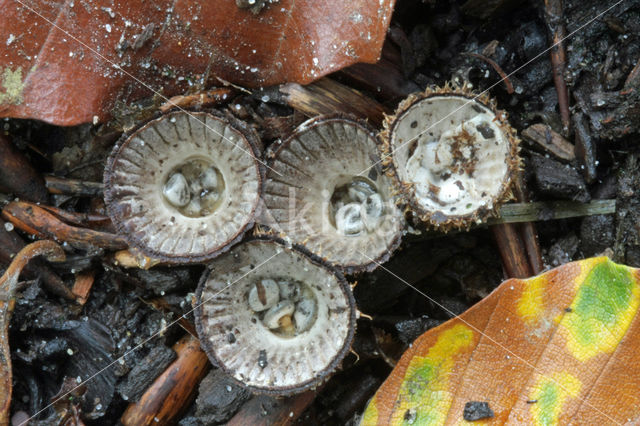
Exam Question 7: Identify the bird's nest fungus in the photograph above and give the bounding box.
[103,89,521,394]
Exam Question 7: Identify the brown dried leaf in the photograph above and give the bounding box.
[0,0,395,125]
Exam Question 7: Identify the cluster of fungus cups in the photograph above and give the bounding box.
[380,84,520,229]
[104,111,358,394]
[194,238,356,394]
[262,116,405,274]
[103,83,519,395]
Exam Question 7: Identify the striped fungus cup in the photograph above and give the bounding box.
[104,111,263,263]
[262,116,405,274]
[194,237,356,394]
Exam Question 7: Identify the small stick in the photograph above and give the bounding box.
[517,220,544,275]
[465,52,515,94]
[38,204,112,229]
[0,134,49,204]
[44,175,104,197]
[280,78,390,126]
[0,218,75,300]
[120,335,210,426]
[0,241,65,425]
[2,201,128,250]
[490,200,616,224]
[513,176,544,275]
[492,174,538,279]
[216,77,252,94]
[407,199,616,243]
[159,87,235,113]
[572,112,597,183]
[544,0,571,133]
[491,223,533,279]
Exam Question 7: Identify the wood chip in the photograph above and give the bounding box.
[521,123,575,162]
[280,78,390,126]
[72,271,95,305]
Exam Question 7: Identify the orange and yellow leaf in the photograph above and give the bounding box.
[362,257,640,425]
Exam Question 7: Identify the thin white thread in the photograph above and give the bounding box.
[10,0,283,177]
[358,251,621,425]
[20,252,280,425]
[357,0,626,178]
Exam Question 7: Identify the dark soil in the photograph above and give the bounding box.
[1,0,639,424]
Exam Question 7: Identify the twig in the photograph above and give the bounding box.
[2,201,128,250]
[490,174,535,279]
[490,199,615,224]
[36,204,111,229]
[216,77,252,94]
[406,200,616,242]
[120,335,210,425]
[0,217,74,300]
[159,87,235,113]
[491,223,533,278]
[113,248,162,270]
[0,241,65,425]
[512,176,544,275]
[544,0,571,133]
[572,112,598,183]
[521,123,575,162]
[44,175,104,197]
[466,52,515,94]
[492,173,540,279]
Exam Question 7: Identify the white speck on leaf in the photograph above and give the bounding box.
[350,12,363,23]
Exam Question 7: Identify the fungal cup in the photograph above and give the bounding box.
[104,111,262,263]
[381,85,520,229]
[194,238,356,394]
[263,116,405,273]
